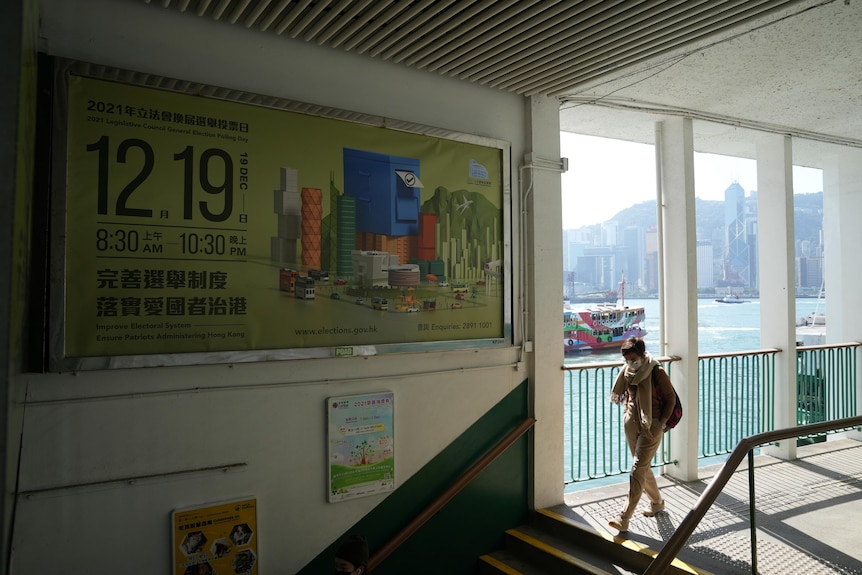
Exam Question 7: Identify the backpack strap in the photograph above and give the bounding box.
[651,365,665,405]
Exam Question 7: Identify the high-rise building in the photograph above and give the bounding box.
[798,256,824,289]
[722,182,749,286]
[696,240,714,289]
[622,226,644,290]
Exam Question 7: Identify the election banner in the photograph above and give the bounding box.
[53,71,509,368]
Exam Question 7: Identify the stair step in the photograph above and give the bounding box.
[534,507,710,575]
[478,549,556,575]
[481,507,715,575]
[504,525,634,575]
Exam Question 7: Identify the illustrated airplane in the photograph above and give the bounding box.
[455,195,473,214]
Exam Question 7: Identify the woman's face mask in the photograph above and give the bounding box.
[626,359,643,370]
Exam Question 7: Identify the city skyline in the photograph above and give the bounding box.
[560,132,825,230]
[562,187,825,296]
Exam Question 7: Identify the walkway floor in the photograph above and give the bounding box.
[560,437,862,575]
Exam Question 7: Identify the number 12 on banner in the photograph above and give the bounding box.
[85,136,246,223]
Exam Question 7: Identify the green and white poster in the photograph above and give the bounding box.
[328,392,394,502]
[56,73,508,367]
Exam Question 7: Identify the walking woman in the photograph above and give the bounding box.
[608,337,675,532]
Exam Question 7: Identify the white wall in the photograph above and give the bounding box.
[22,1,541,573]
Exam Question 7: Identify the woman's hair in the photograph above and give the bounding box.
[620,337,646,356]
[336,534,369,568]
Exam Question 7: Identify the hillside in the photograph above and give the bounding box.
[586,192,823,248]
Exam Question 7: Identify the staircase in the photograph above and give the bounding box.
[479,507,713,575]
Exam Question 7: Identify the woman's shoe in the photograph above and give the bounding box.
[643,499,665,517]
[608,513,630,532]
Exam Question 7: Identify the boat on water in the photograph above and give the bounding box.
[715,287,745,304]
[796,285,825,346]
[563,274,646,353]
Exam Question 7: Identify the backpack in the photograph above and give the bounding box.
[652,365,683,429]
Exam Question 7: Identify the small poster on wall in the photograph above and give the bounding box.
[171,497,258,575]
[328,392,395,502]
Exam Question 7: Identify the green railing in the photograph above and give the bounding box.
[796,343,859,441]
[698,349,777,457]
[563,343,860,484]
[563,357,678,483]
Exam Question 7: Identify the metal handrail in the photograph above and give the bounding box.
[367,416,537,572]
[561,354,682,371]
[644,415,862,575]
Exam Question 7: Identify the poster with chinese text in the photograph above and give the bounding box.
[55,73,508,368]
[328,392,394,502]
[171,497,258,575]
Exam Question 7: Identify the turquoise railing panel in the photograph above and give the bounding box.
[564,343,860,485]
[563,359,676,483]
[796,344,859,441]
[698,350,777,457]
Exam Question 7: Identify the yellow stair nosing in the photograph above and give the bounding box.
[506,527,615,575]
[478,554,526,575]
[536,508,711,575]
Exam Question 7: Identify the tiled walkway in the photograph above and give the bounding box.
[562,438,862,574]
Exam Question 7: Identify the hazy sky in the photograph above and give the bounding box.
[560,132,824,229]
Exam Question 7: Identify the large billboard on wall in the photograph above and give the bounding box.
[50,65,511,369]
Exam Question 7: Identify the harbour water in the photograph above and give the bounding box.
[564,296,826,365]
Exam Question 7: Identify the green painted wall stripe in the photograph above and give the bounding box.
[300,380,529,574]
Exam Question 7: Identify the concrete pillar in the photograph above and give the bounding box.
[823,148,862,422]
[525,95,565,509]
[756,134,797,460]
[655,118,699,481]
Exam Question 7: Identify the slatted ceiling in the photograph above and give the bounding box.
[418,2,543,72]
[428,2,568,76]
[532,0,796,94]
[329,0,390,48]
[387,0,496,64]
[372,1,459,59]
[352,0,438,53]
[139,0,802,96]
[494,0,730,93]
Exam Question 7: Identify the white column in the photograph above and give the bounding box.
[823,148,862,423]
[756,134,797,460]
[525,95,565,509]
[656,118,699,481]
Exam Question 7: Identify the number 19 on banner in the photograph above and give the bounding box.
[85,136,245,223]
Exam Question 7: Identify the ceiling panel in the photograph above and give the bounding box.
[141,0,802,95]
[128,0,862,161]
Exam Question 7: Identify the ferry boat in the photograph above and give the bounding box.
[563,274,646,352]
[715,287,745,304]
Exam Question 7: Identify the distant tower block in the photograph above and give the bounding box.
[371,234,411,265]
[301,187,322,269]
[336,194,356,277]
[355,231,374,252]
[272,167,301,265]
[418,212,438,260]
